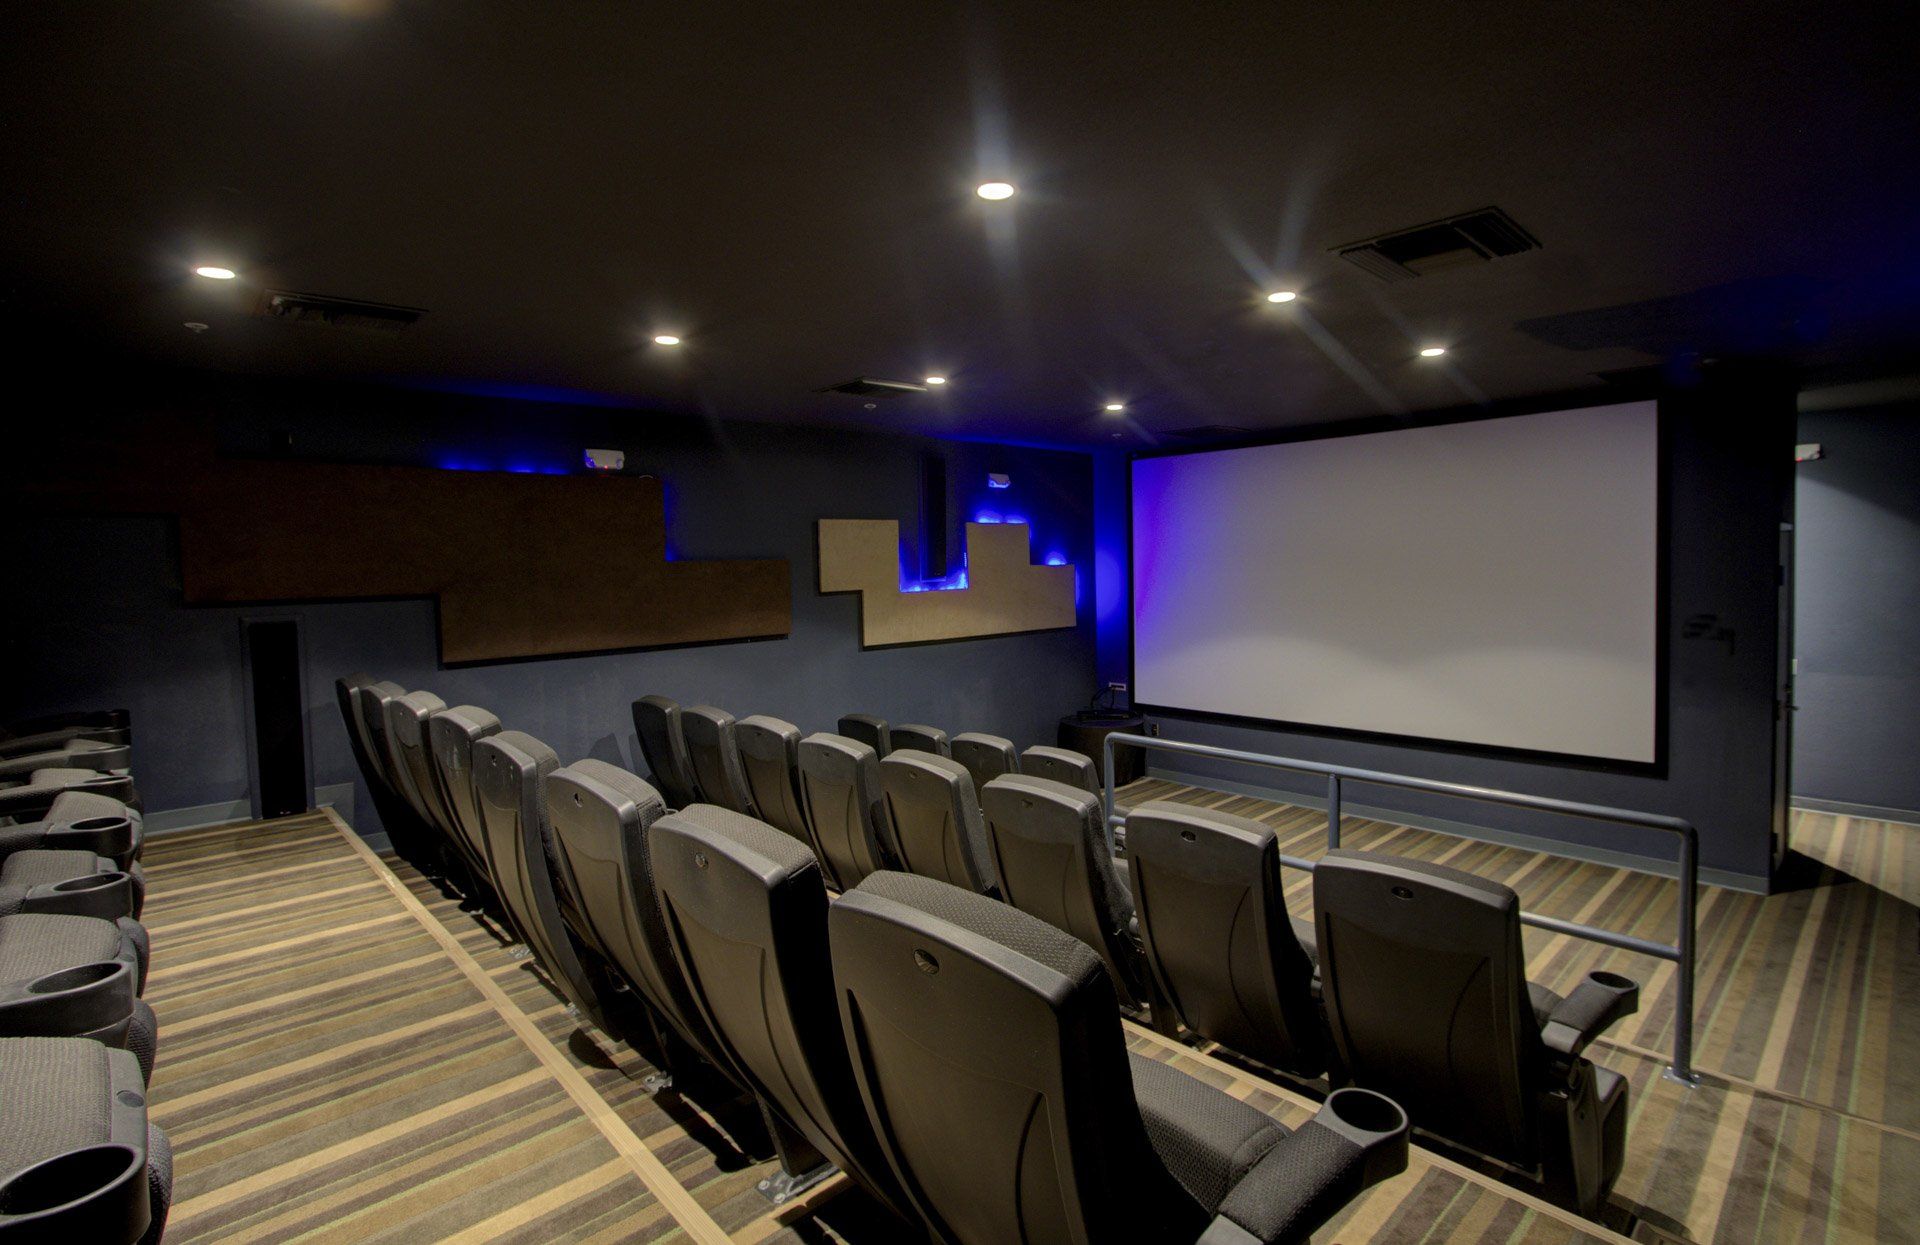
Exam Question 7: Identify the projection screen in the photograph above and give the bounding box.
[1131,401,1660,762]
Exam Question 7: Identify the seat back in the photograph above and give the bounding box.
[835,714,890,757]
[1314,849,1541,1166]
[544,761,723,1062]
[888,723,949,758]
[1019,746,1099,794]
[795,734,894,891]
[877,752,998,894]
[470,731,604,1024]
[1125,801,1326,1076]
[733,716,813,848]
[426,706,502,874]
[351,681,436,860]
[831,872,1196,1244]
[979,775,1142,1004]
[949,732,1019,793]
[681,706,754,815]
[631,695,699,809]
[385,690,454,839]
[337,675,421,840]
[649,806,905,1211]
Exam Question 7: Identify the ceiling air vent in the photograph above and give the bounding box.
[816,376,928,398]
[1162,424,1252,442]
[1335,207,1539,281]
[259,290,425,332]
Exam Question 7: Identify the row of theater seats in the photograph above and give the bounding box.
[339,676,1413,1242]
[0,710,172,1244]
[633,695,1643,1216]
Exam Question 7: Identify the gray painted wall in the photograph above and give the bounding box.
[5,375,1099,837]
[1097,381,1797,885]
[1792,405,1920,819]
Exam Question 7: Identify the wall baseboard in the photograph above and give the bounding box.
[142,781,358,836]
[1791,796,1920,828]
[1146,767,1770,894]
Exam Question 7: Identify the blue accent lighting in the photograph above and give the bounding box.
[973,510,1002,524]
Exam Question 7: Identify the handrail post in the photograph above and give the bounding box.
[1667,826,1701,1086]
[1326,774,1343,850]
[1102,734,1118,853]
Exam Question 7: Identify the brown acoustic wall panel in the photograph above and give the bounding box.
[29,441,789,664]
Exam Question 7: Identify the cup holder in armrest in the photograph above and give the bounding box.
[68,816,131,832]
[29,871,133,920]
[1589,969,1637,992]
[6,959,134,1037]
[52,875,117,894]
[47,815,137,865]
[0,1143,148,1240]
[1315,1088,1411,1186]
[28,961,123,995]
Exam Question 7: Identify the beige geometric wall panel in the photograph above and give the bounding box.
[818,518,1076,648]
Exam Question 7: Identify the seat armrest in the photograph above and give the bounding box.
[1198,1088,1409,1245]
[1541,970,1640,1058]
[23,872,136,921]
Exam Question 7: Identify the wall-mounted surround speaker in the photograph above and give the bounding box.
[244,618,311,820]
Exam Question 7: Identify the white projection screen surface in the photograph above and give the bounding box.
[1131,401,1660,762]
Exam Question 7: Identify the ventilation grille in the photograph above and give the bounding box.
[1335,207,1539,281]
[259,291,425,332]
[816,376,927,398]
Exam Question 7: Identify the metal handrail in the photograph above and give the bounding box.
[1100,732,1701,1085]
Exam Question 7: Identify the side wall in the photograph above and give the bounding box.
[1792,404,1920,821]
[4,375,1100,834]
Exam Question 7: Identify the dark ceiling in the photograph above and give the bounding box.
[4,3,1916,447]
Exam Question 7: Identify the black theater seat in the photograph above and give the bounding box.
[0,913,157,1079]
[544,760,733,1072]
[0,1037,171,1245]
[344,677,440,868]
[471,731,624,1038]
[385,691,463,860]
[1019,744,1100,793]
[631,695,700,810]
[680,705,755,816]
[887,723,949,758]
[733,715,816,851]
[795,734,895,892]
[834,714,891,758]
[829,871,1409,1244]
[876,751,999,895]
[0,709,130,757]
[1314,849,1640,1215]
[978,773,1149,1009]
[648,804,913,1221]
[0,848,140,923]
[425,704,504,886]
[0,790,143,880]
[949,731,1019,794]
[1124,801,1326,1078]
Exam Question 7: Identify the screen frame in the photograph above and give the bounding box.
[1126,393,1671,776]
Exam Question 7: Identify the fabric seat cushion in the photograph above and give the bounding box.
[1129,1051,1286,1213]
[0,912,124,981]
[0,1036,113,1174]
[2,849,102,889]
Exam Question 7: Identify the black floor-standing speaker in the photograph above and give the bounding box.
[244,618,311,819]
[1057,711,1148,786]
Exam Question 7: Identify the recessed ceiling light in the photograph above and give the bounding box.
[1103,402,1126,413]
[1266,290,1298,303]
[924,375,947,386]
[975,182,1016,200]
[183,321,209,333]
[1419,346,1447,358]
[653,334,682,346]
[193,265,237,280]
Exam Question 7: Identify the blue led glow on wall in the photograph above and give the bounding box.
[433,454,568,475]
[1044,552,1067,566]
[973,509,1002,524]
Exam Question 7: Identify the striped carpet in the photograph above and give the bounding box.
[133,793,1918,1242]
